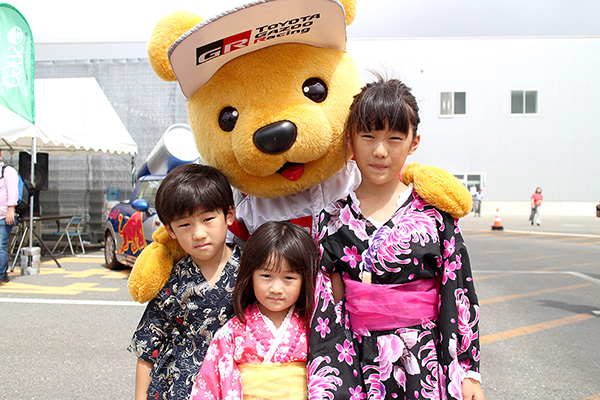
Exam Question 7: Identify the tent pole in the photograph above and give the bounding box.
[131,154,136,190]
[28,137,35,248]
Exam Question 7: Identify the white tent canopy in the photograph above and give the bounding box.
[0,77,137,156]
[0,77,137,263]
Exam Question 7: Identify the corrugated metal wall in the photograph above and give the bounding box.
[26,58,189,241]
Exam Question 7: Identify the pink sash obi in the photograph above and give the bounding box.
[344,275,440,333]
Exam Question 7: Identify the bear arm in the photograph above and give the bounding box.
[127,226,187,303]
[402,163,473,219]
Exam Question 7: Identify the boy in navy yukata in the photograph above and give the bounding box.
[129,164,241,400]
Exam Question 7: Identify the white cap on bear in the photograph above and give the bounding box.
[168,0,348,98]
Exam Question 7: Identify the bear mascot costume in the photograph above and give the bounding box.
[128,0,471,307]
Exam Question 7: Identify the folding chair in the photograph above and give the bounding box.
[51,216,86,255]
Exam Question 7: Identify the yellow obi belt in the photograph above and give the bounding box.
[239,361,307,400]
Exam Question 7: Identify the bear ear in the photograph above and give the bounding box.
[147,12,203,81]
[339,0,357,26]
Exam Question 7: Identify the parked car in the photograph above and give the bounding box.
[104,174,165,269]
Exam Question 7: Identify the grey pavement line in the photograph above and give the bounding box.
[475,270,600,285]
[0,297,145,306]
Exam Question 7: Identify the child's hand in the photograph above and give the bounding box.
[462,377,485,400]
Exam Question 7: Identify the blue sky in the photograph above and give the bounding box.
[6,0,600,43]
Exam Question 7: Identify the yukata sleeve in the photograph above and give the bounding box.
[128,296,170,364]
[190,324,242,400]
[308,210,361,400]
[315,209,345,274]
[437,212,482,393]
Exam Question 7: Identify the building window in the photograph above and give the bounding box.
[454,173,485,194]
[440,92,466,116]
[511,90,538,114]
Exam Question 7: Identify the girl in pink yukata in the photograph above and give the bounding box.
[307,77,485,400]
[190,221,318,400]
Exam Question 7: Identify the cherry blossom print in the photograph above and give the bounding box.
[342,246,363,268]
[336,339,357,365]
[224,388,241,400]
[316,317,332,338]
[442,259,459,284]
[443,236,455,258]
[192,304,308,400]
[308,189,481,400]
[349,385,367,399]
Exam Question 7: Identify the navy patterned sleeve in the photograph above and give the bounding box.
[128,292,172,363]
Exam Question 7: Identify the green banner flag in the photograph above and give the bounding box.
[0,3,34,124]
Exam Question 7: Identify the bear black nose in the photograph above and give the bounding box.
[253,121,297,154]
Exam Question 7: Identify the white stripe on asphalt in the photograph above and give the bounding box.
[0,297,145,306]
[475,270,600,285]
[567,271,600,285]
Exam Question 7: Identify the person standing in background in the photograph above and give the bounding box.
[0,149,19,285]
[473,188,483,217]
[596,201,600,218]
[529,187,543,226]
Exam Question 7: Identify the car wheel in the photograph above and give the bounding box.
[104,231,121,270]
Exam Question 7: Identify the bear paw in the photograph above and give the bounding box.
[402,163,473,219]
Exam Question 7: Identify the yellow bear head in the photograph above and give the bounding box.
[147,0,360,198]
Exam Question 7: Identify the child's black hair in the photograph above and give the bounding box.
[345,74,420,144]
[155,164,234,228]
[233,221,319,324]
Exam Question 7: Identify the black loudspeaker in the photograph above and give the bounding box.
[19,152,49,190]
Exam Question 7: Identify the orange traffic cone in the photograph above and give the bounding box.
[491,209,504,231]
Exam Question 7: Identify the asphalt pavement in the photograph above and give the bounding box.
[1,213,598,399]
[459,212,600,237]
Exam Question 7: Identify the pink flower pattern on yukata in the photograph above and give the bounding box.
[455,288,479,353]
[316,317,331,338]
[307,191,481,400]
[374,331,420,388]
[342,246,362,268]
[307,355,342,400]
[336,339,357,365]
[443,236,456,258]
[349,385,367,399]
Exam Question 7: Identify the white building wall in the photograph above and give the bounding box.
[33,38,599,217]
[348,37,600,215]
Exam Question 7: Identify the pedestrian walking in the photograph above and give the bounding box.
[529,187,543,226]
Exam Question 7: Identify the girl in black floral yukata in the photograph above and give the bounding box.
[129,164,241,400]
[307,77,485,400]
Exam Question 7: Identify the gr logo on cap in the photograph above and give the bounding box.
[168,0,348,98]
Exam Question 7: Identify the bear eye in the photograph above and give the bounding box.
[219,107,239,132]
[302,78,327,103]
